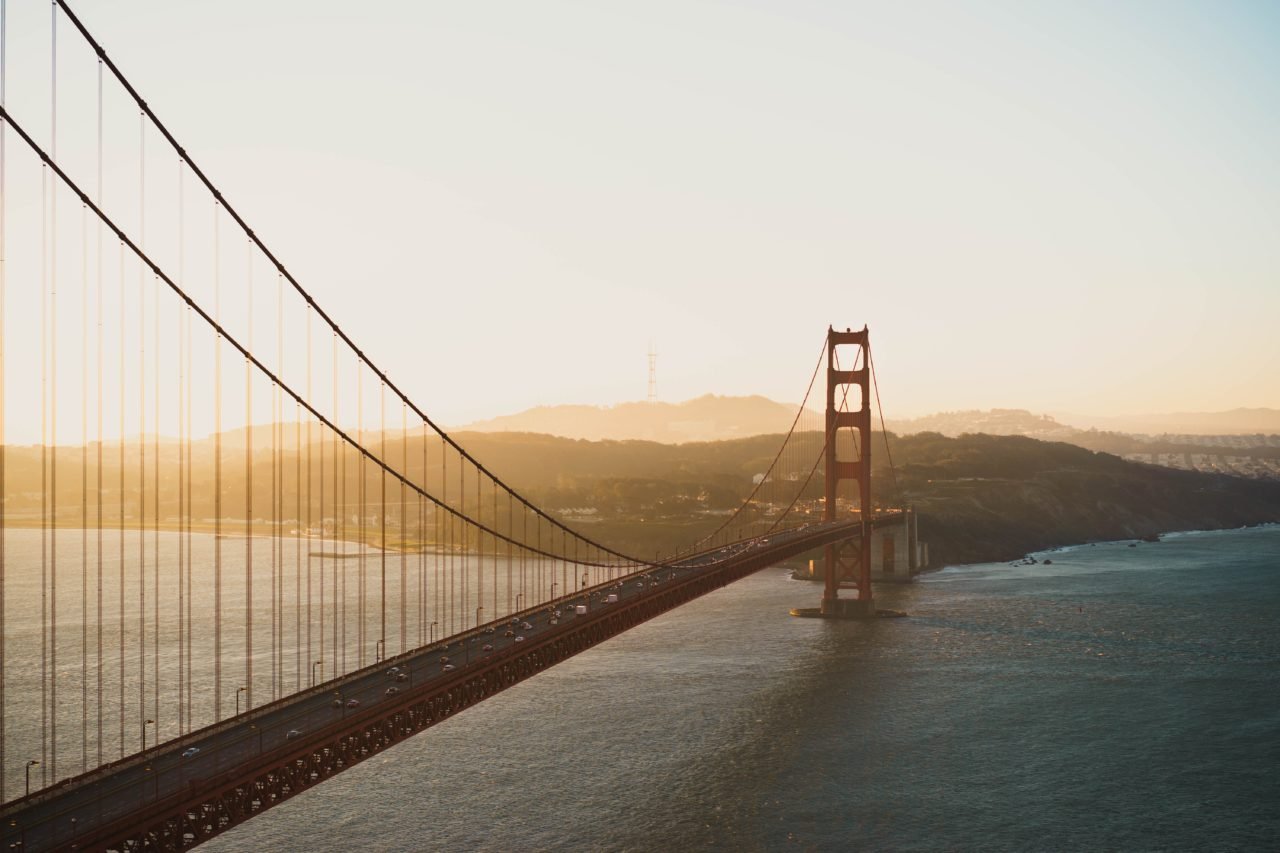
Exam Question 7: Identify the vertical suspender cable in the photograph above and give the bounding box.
[80,189,87,774]
[49,0,60,781]
[507,493,512,616]
[399,403,406,652]
[0,0,6,799]
[376,379,381,650]
[184,300,192,722]
[175,157,184,732]
[94,54,103,763]
[319,368,328,677]
[137,110,145,753]
[492,480,497,617]
[422,414,427,640]
[294,401,300,690]
[441,438,448,637]
[332,335,340,673]
[39,96,48,788]
[213,199,222,720]
[117,233,124,758]
[318,339,325,677]
[333,331,342,674]
[274,272,282,697]
[522,509,527,613]
[460,458,466,629]
[152,205,160,736]
[245,240,253,710]
[153,252,160,736]
[305,308,312,676]
[357,365,364,665]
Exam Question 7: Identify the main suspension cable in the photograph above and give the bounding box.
[50,0,639,566]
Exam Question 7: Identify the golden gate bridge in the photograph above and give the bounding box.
[0,3,914,848]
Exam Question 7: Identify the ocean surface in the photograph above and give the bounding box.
[197,525,1280,852]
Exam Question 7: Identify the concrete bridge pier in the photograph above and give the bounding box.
[870,507,925,582]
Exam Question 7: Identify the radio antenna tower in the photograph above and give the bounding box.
[647,344,658,403]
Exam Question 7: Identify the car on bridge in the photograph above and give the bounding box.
[346,698,361,708]
[181,747,200,759]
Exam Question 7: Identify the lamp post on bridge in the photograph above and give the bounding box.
[25,760,39,796]
[375,639,385,663]
[429,621,438,645]
[550,582,557,602]
[311,660,323,687]
[515,593,524,611]
[142,719,154,752]
[235,686,247,716]
[475,606,483,629]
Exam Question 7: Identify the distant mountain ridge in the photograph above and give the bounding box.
[455,397,1280,444]
[454,394,805,443]
[1054,407,1280,436]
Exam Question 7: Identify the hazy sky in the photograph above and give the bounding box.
[7,0,1280,428]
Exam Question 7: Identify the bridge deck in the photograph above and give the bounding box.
[1,519,901,851]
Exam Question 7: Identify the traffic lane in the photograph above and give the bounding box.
[54,601,566,842]
[14,536,815,847]
[14,636,453,847]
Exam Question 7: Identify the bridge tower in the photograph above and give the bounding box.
[822,326,873,617]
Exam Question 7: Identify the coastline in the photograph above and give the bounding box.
[942,520,1280,574]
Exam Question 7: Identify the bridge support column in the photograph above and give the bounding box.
[820,325,873,618]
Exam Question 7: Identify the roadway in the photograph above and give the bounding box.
[1,520,861,851]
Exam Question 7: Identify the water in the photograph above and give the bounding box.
[199,525,1279,851]
[0,527,593,796]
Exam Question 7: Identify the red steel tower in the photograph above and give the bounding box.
[822,325,873,617]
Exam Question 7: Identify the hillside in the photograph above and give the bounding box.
[466,430,1280,564]
[6,428,1278,568]
[888,432,1280,565]
[884,408,1079,439]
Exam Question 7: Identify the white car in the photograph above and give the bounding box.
[514,636,525,643]
[181,747,200,759]
[286,730,302,740]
